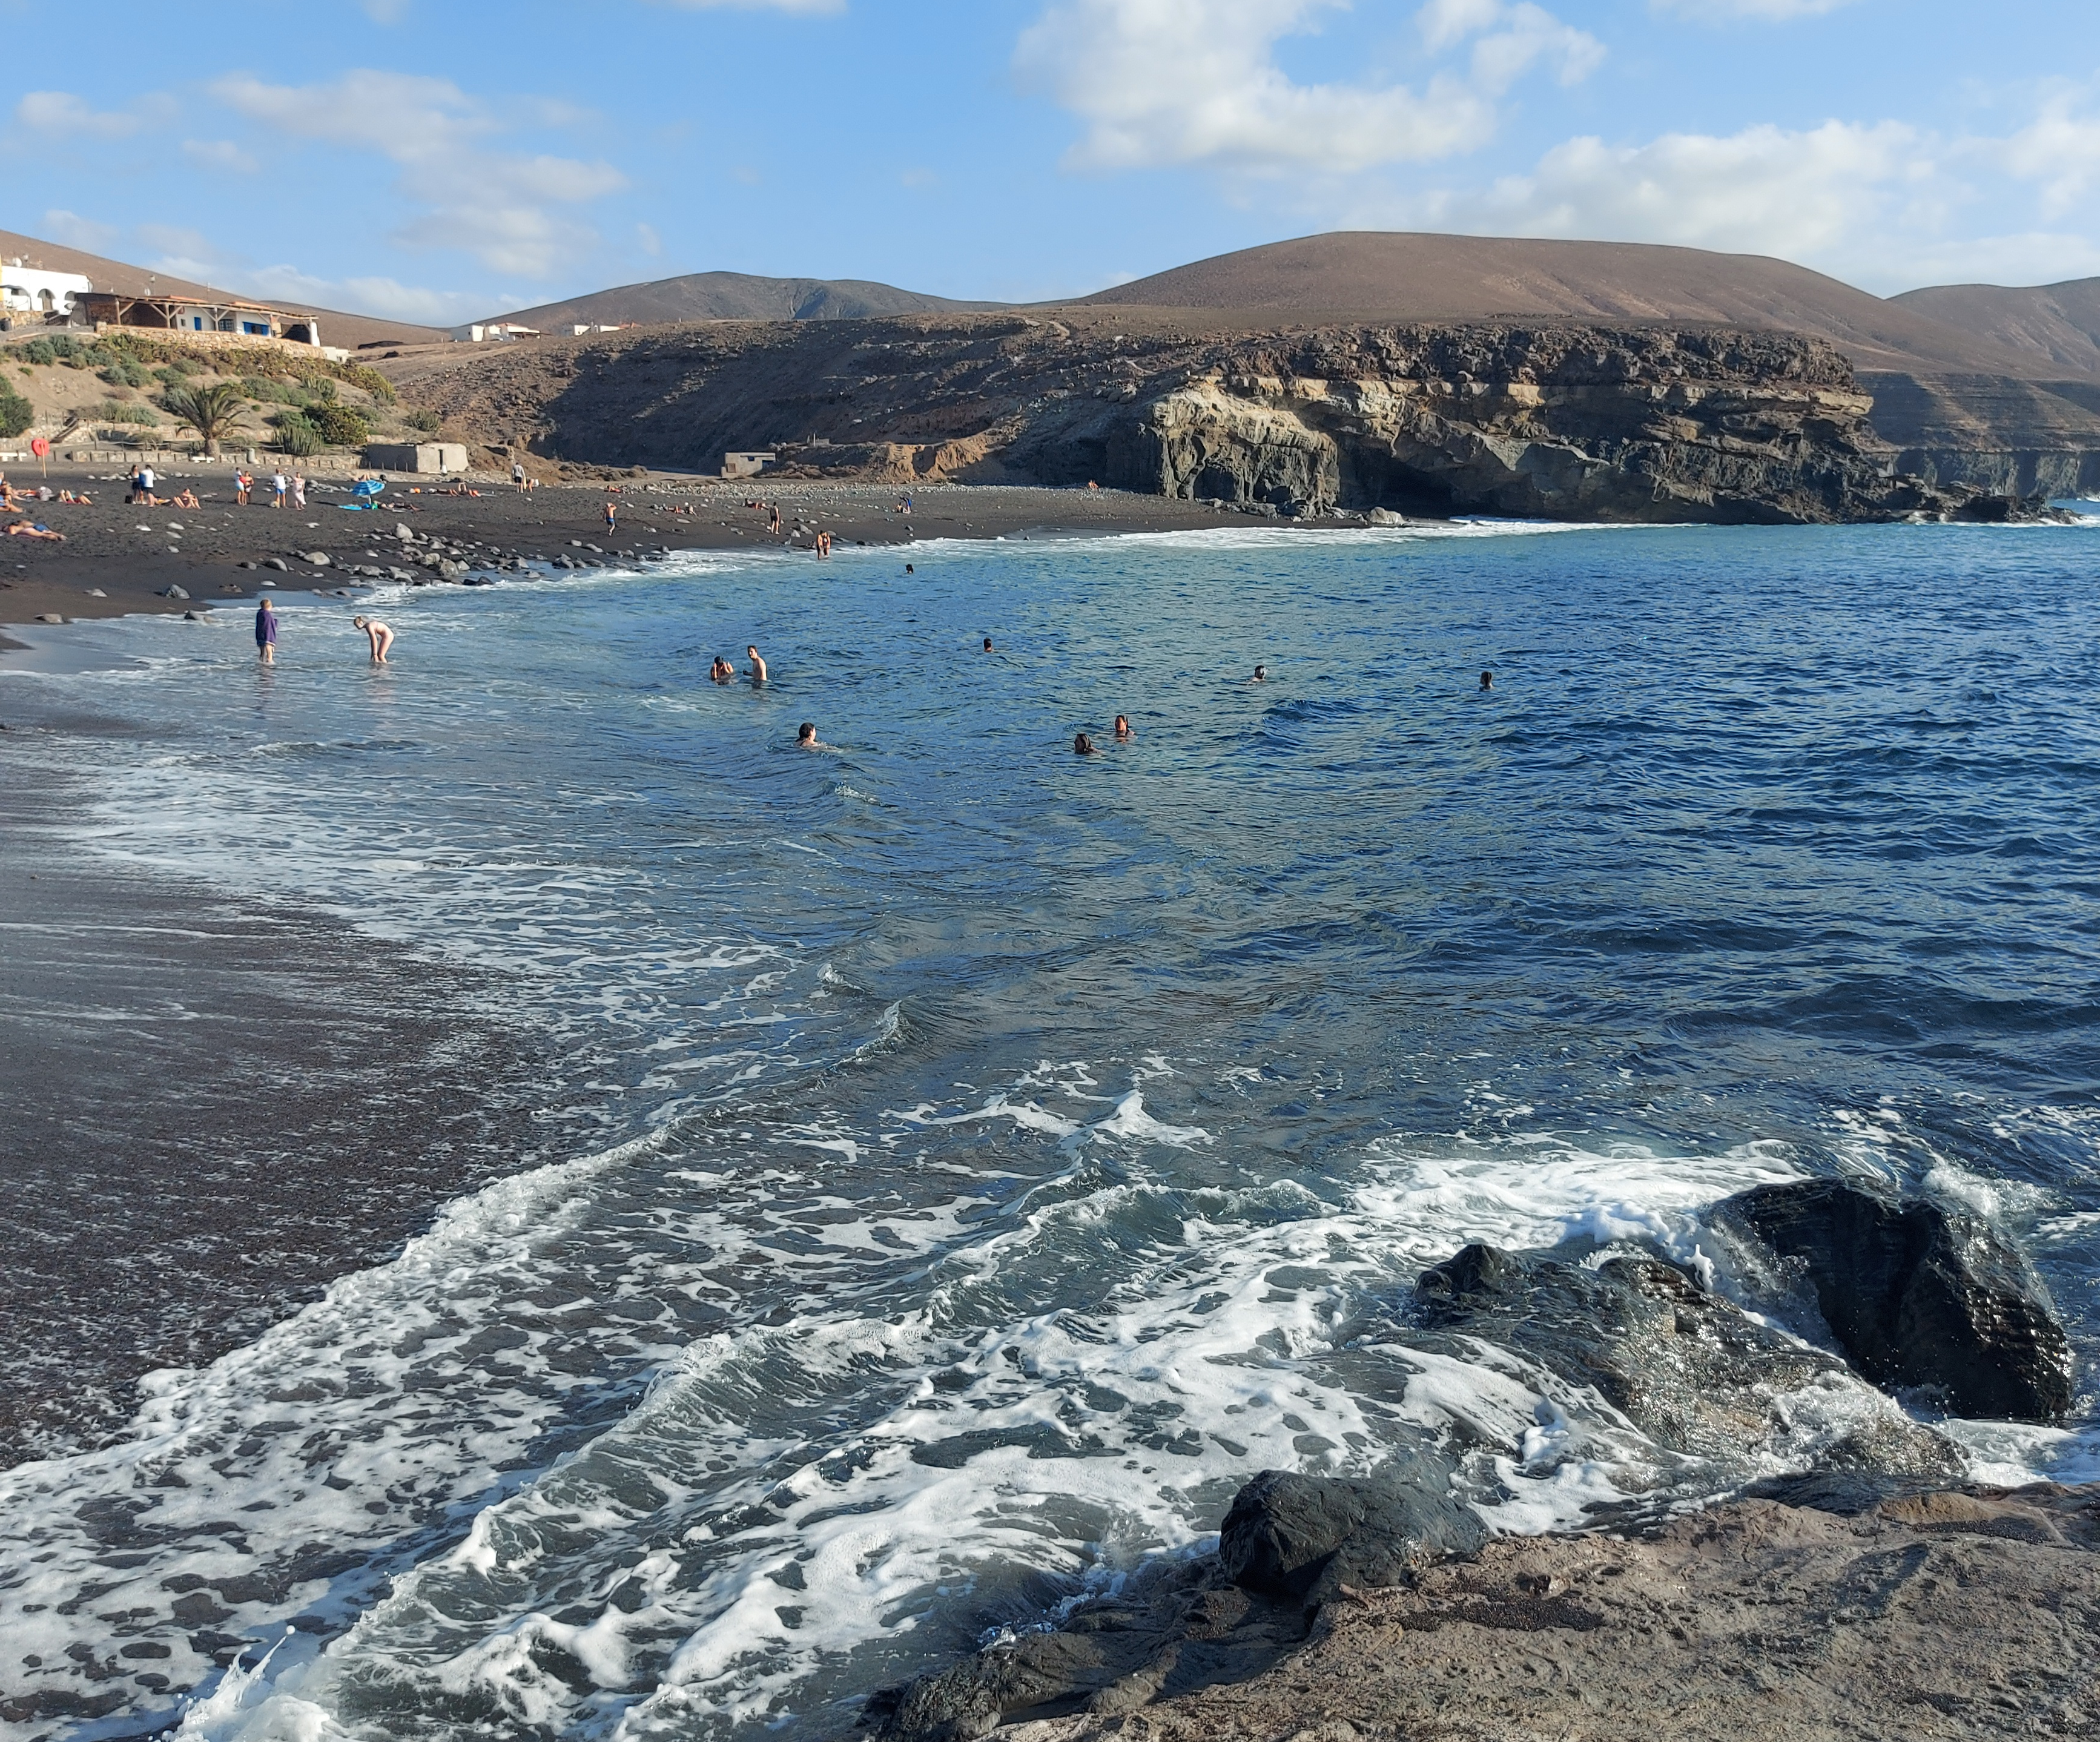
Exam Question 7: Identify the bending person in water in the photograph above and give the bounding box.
[353,616,395,663]
[1074,731,1099,756]
[747,645,768,684]
[710,655,735,684]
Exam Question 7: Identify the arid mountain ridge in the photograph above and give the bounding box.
[12,224,2100,505]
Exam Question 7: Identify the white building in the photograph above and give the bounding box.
[451,322,541,343]
[2,261,93,318]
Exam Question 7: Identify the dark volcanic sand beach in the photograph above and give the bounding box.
[0,752,572,1468]
[0,467,1237,633]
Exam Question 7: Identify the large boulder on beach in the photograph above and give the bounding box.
[1716,1179,2072,1422]
[1218,1461,1485,1602]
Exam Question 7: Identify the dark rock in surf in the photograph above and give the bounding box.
[1716,1179,2072,1422]
[1218,1462,1485,1602]
[1412,1242,1960,1482]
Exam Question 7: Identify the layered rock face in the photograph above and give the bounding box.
[1092,325,1976,524]
[382,313,2038,525]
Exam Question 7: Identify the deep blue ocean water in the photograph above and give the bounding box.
[1,517,2096,1740]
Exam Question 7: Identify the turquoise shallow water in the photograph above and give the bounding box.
[1,518,2097,1740]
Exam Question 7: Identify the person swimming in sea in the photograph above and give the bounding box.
[710,655,735,684]
[796,722,830,750]
[353,616,395,663]
[1114,714,1132,741]
[1252,664,1267,682]
[1074,731,1099,755]
[747,645,768,684]
[982,636,993,653]
[1479,670,1493,691]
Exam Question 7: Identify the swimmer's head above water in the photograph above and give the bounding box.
[797,722,818,747]
[1480,670,1493,690]
[1074,732,1098,755]
[1252,664,1267,682]
[1114,714,1132,740]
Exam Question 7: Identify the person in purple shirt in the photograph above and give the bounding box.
[256,595,278,664]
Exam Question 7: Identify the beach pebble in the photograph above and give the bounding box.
[262,557,289,572]
[35,612,64,623]
[302,552,331,567]
[161,585,190,599]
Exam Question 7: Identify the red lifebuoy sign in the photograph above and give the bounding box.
[28,437,49,458]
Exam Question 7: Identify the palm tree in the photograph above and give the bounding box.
[161,381,251,457]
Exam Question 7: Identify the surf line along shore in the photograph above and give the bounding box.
[0,470,1238,636]
[867,1184,2096,1742]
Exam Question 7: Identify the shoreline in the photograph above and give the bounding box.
[0,467,1247,630]
[0,747,578,1468]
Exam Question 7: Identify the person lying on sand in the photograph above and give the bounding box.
[57,489,93,505]
[173,488,201,509]
[5,520,64,540]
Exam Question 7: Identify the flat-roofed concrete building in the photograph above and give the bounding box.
[722,450,774,478]
[1,261,92,318]
[363,441,472,473]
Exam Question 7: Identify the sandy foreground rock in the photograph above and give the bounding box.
[994,1488,2099,1742]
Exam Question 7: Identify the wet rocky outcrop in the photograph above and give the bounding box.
[384,312,2061,525]
[1218,1461,1485,1605]
[1717,1179,2074,1422]
[1411,1241,1963,1483]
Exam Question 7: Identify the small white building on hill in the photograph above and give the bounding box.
[2,260,93,318]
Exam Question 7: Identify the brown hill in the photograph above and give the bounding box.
[1890,277,2100,378]
[1068,232,2068,380]
[0,228,444,351]
[489,271,1003,331]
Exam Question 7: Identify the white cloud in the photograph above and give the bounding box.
[14,90,173,139]
[1462,119,1926,260]
[636,221,662,256]
[1651,0,1859,19]
[39,208,117,251]
[182,138,260,175]
[1016,0,1599,175]
[210,70,625,277]
[1994,84,2100,219]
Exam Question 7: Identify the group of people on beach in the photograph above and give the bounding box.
[251,594,391,666]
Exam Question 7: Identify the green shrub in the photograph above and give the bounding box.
[312,403,371,446]
[98,359,151,389]
[98,400,159,424]
[20,337,57,366]
[339,361,396,404]
[404,406,441,434]
[154,360,199,385]
[0,387,31,438]
[271,411,323,456]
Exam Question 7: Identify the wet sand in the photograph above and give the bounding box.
[0,466,1245,633]
[0,745,579,1468]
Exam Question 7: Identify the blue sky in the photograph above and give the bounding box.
[6,1,2098,324]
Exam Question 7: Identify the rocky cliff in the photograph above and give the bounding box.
[380,311,2036,523]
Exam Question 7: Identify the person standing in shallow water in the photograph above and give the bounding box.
[1114,714,1133,741]
[255,595,278,664]
[1074,732,1098,755]
[1480,670,1493,691]
[353,616,395,664]
[747,645,768,684]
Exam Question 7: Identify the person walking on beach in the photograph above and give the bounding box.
[603,498,618,535]
[513,460,526,493]
[271,470,289,508]
[255,595,278,664]
[352,615,394,663]
[747,645,768,684]
[235,468,253,505]
[292,473,307,510]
